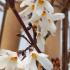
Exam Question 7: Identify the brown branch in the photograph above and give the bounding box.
[62,9,68,70]
[17,34,31,44]
[6,0,41,53]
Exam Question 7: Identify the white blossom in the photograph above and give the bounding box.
[19,0,65,36]
[0,49,17,70]
[20,51,53,70]
[19,0,54,21]
[5,54,17,70]
[0,0,6,4]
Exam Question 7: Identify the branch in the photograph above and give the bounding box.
[18,45,32,60]
[6,0,41,53]
[17,34,31,44]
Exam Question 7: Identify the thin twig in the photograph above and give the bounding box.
[17,34,31,44]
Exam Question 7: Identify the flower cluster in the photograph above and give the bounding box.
[0,0,6,4]
[0,0,65,70]
[19,0,65,36]
[0,49,17,70]
[18,51,53,70]
[0,49,53,70]
[18,0,65,70]
[19,0,65,52]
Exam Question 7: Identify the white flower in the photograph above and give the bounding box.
[42,15,56,35]
[37,34,45,52]
[19,3,35,17]
[0,0,6,4]
[0,52,8,68]
[19,0,65,36]
[31,12,56,36]
[21,51,53,70]
[34,0,54,16]
[22,56,38,70]
[0,49,17,70]
[36,11,65,36]
[41,12,65,35]
[5,54,17,70]
[19,0,54,21]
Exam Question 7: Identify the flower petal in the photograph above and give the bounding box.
[5,61,17,70]
[29,12,40,23]
[20,0,31,8]
[35,5,43,16]
[37,36,45,52]
[37,54,53,70]
[0,54,8,67]
[19,6,32,17]
[42,16,56,35]
[30,60,38,70]
[22,55,32,70]
[51,13,65,21]
[39,53,48,58]
[39,18,48,37]
[0,49,17,70]
[45,1,54,13]
[47,22,56,35]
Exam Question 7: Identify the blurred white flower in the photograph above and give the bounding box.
[19,0,65,36]
[19,0,54,21]
[19,3,35,17]
[0,5,4,11]
[0,0,6,11]
[0,49,17,70]
[0,0,6,4]
[19,1,65,70]
[40,12,65,35]
[34,0,54,16]
[37,35,45,52]
[41,13,56,35]
[35,11,65,36]
[5,53,17,70]
[68,63,70,70]
[30,12,64,52]
[21,51,53,70]
[51,13,65,21]
[0,52,8,69]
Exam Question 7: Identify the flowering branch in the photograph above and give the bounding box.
[6,0,41,53]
